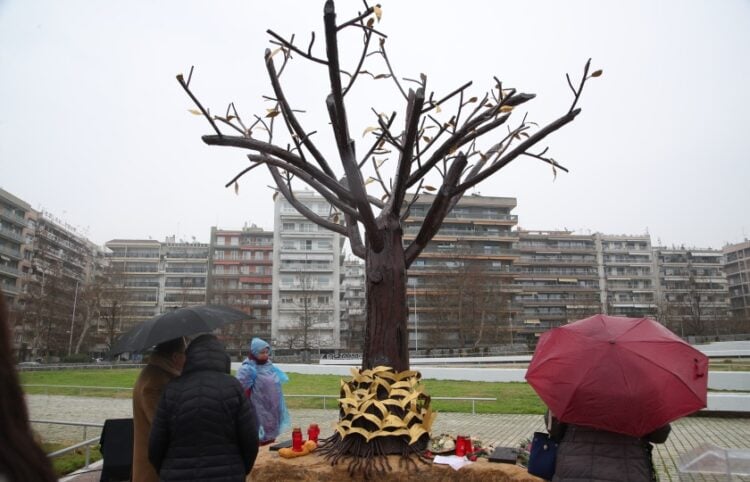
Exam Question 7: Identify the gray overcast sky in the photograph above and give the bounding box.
[1,0,748,249]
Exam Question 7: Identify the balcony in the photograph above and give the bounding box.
[0,209,27,226]
[0,225,24,243]
[279,263,333,272]
[407,212,518,223]
[0,245,22,260]
[0,262,20,277]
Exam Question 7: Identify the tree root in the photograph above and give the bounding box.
[319,433,430,480]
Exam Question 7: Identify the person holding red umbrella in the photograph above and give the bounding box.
[546,409,670,480]
[526,314,709,481]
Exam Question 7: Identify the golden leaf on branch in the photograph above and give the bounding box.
[467,96,478,103]
[265,108,280,118]
[362,126,379,137]
[373,5,382,21]
[591,69,603,77]
[423,185,436,192]
[367,17,374,28]
[188,109,202,115]
[500,105,514,113]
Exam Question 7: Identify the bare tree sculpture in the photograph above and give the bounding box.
[178,0,598,466]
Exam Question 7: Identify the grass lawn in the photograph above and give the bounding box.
[21,369,546,414]
[43,442,102,477]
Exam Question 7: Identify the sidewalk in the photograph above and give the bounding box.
[33,396,748,481]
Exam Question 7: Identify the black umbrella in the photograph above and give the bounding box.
[110,304,252,355]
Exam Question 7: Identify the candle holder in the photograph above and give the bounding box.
[455,435,467,457]
[292,427,303,452]
[307,423,320,443]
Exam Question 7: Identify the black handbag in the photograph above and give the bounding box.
[527,431,558,480]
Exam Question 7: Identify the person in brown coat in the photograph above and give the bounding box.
[132,337,186,482]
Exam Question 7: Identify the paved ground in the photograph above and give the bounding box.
[28,395,750,481]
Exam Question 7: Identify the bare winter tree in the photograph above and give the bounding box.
[178,0,597,466]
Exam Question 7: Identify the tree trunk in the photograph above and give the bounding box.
[362,214,409,371]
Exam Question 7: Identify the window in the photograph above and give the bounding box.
[283,222,295,231]
[216,236,225,245]
[305,240,313,250]
[230,237,239,246]
[254,251,264,260]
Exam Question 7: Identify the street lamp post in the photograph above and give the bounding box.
[67,280,79,356]
[508,299,514,347]
[410,278,418,354]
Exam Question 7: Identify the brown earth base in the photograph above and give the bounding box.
[247,446,543,481]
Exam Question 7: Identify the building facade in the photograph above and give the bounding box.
[0,187,33,307]
[104,238,208,339]
[340,258,366,352]
[403,194,519,349]
[596,234,657,319]
[724,240,750,325]
[514,231,600,339]
[207,225,273,356]
[272,192,344,350]
[653,247,730,337]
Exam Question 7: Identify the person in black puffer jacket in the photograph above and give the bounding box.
[149,334,259,482]
[548,411,671,482]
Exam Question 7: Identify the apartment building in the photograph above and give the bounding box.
[340,258,366,351]
[402,193,519,349]
[724,240,750,323]
[17,210,99,359]
[653,247,730,336]
[208,225,273,355]
[104,238,208,336]
[514,231,600,338]
[272,192,344,350]
[0,187,33,306]
[596,234,657,319]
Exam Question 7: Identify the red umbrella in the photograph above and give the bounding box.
[525,314,708,438]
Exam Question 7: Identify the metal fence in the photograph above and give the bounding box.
[31,419,104,471]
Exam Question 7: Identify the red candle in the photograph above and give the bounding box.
[292,427,303,451]
[463,436,473,455]
[307,423,320,443]
[455,435,466,457]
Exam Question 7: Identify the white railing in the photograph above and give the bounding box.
[31,419,104,471]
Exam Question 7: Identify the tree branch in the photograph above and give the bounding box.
[202,135,356,205]
[455,108,581,193]
[176,72,222,136]
[268,165,349,236]
[324,0,383,252]
[265,49,337,177]
[343,29,372,97]
[389,88,425,215]
[404,153,468,267]
[378,38,407,100]
[358,112,396,168]
[267,29,329,66]
[247,154,362,222]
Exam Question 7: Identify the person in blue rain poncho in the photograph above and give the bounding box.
[236,337,291,445]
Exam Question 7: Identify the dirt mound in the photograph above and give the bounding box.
[248,446,541,481]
